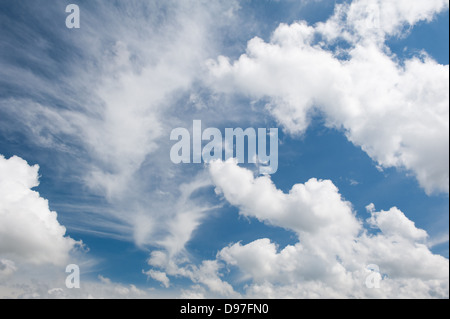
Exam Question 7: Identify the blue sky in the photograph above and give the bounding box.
[0,0,449,299]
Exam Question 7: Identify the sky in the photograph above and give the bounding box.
[0,0,449,299]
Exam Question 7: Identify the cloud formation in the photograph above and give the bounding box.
[0,155,79,266]
[318,0,449,43]
[208,0,449,194]
[0,0,447,299]
[1,272,159,299]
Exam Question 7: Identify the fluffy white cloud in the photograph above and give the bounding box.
[208,0,449,194]
[0,155,79,266]
[318,0,449,44]
[366,204,427,241]
[144,270,170,288]
[210,159,361,240]
[210,160,449,298]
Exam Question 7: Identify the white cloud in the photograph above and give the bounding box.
[317,0,449,44]
[366,204,428,241]
[0,155,79,266]
[0,0,240,199]
[427,233,450,249]
[0,0,447,299]
[208,0,449,194]
[0,0,240,259]
[146,249,239,298]
[210,160,449,298]
[180,288,207,300]
[190,260,238,297]
[210,159,361,241]
[0,272,157,299]
[154,173,215,255]
[144,270,170,288]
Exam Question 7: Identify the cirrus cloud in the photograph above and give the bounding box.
[209,160,449,298]
[208,0,449,194]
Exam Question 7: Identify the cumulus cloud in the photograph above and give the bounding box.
[208,0,449,194]
[0,155,79,266]
[209,160,449,298]
[317,0,449,44]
